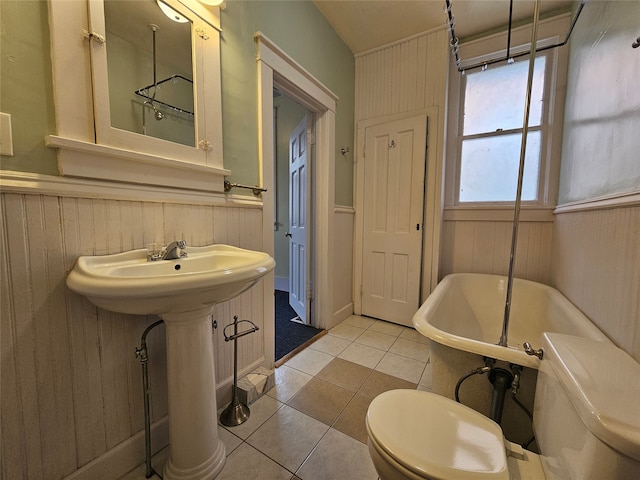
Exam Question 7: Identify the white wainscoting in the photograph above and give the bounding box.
[440,208,555,285]
[332,206,355,328]
[551,201,640,362]
[354,27,449,121]
[0,184,267,480]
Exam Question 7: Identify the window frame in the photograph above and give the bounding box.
[444,15,571,210]
[455,51,551,205]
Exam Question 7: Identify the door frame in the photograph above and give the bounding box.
[354,108,443,317]
[256,33,338,365]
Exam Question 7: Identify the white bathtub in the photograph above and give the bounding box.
[412,273,611,443]
[413,273,610,368]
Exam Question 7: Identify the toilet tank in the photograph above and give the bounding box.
[533,333,640,480]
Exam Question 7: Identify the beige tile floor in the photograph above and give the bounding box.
[120,315,432,480]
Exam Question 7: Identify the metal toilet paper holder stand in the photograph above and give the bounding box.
[220,315,260,427]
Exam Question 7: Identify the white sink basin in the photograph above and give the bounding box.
[67,244,275,315]
[67,243,275,480]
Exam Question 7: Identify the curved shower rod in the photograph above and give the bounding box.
[445,0,588,74]
[134,74,195,117]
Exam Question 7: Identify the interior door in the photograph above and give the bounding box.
[361,114,427,326]
[288,115,312,324]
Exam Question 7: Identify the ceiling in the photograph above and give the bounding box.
[312,0,573,54]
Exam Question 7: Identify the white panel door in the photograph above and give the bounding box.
[288,115,312,324]
[361,115,427,326]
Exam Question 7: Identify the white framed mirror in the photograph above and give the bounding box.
[89,0,221,167]
[46,0,227,191]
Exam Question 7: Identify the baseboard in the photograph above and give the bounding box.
[331,302,354,329]
[63,417,169,480]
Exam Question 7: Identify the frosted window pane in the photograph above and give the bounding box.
[459,132,541,202]
[463,57,545,135]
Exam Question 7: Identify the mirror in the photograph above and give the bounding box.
[47,0,226,190]
[104,0,195,147]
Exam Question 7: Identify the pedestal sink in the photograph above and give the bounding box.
[67,244,275,480]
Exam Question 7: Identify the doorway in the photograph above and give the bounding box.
[255,32,338,366]
[256,33,339,365]
[354,110,441,327]
[273,91,322,361]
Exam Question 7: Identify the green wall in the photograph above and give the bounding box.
[0,1,355,207]
[0,0,57,175]
[220,0,355,206]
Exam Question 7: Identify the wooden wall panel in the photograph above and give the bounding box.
[551,205,640,361]
[0,192,265,479]
[332,208,355,327]
[355,29,448,121]
[440,219,554,285]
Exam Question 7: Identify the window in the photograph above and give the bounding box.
[457,55,549,203]
[444,15,570,212]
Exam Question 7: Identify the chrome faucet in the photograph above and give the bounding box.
[148,240,187,261]
[161,240,187,260]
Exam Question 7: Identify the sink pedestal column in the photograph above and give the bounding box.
[161,307,226,480]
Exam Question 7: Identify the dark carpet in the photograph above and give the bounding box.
[275,290,323,361]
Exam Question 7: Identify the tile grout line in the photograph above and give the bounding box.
[222,318,431,478]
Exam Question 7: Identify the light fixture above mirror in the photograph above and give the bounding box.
[157,0,188,23]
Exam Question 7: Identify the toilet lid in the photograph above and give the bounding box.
[366,390,509,480]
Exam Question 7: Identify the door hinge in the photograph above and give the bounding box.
[83,29,106,45]
[308,131,316,146]
[198,139,212,151]
[195,26,209,40]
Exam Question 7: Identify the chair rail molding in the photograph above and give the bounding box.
[0,170,262,208]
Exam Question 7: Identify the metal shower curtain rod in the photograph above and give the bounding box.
[445,0,588,73]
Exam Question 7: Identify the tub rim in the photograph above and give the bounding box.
[412,273,610,369]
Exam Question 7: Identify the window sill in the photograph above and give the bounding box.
[46,135,230,193]
[443,205,555,222]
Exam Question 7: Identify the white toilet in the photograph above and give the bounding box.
[366,332,640,479]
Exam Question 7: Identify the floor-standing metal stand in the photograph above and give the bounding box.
[220,316,260,427]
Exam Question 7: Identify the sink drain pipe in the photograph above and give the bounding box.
[135,319,164,479]
[455,359,522,425]
[456,361,537,449]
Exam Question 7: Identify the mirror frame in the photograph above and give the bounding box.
[46,0,229,192]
